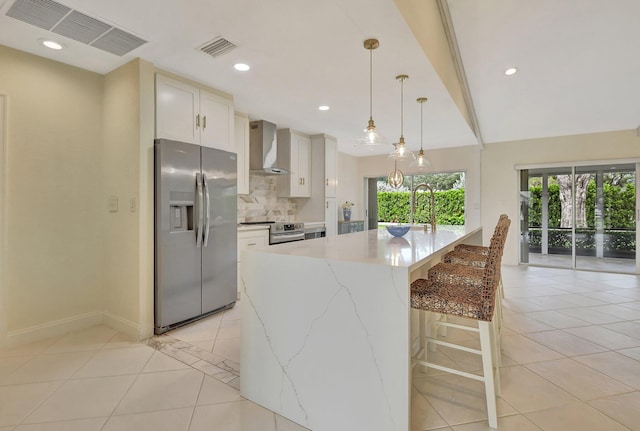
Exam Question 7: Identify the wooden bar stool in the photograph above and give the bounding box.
[410,219,508,429]
[434,216,511,348]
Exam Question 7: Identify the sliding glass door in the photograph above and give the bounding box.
[520,163,637,273]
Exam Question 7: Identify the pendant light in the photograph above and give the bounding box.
[389,74,416,161]
[388,157,404,188]
[356,38,386,148]
[410,97,430,171]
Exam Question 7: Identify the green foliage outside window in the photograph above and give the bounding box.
[527,180,636,257]
[377,189,465,225]
[528,182,636,229]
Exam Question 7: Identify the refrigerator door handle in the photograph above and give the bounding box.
[203,173,211,247]
[195,173,204,248]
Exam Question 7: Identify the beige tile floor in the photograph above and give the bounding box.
[1,265,639,430]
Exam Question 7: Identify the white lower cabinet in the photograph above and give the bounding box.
[237,228,269,297]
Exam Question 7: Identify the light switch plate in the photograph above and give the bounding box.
[108,195,118,212]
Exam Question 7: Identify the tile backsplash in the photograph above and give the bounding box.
[237,175,296,222]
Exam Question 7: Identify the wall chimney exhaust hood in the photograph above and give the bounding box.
[249,120,290,175]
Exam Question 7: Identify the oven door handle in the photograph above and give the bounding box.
[270,232,305,243]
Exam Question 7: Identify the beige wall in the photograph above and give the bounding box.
[357,145,481,227]
[0,45,104,337]
[481,129,640,266]
[102,60,142,331]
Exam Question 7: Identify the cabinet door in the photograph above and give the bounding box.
[200,90,234,152]
[235,113,250,194]
[325,136,337,198]
[297,134,312,197]
[156,75,198,144]
[325,198,337,236]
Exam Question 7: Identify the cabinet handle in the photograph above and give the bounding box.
[248,242,257,246]
[203,115,207,129]
[326,201,329,208]
[326,179,329,186]
[302,178,305,185]
[196,114,200,128]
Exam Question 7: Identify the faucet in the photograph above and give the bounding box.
[411,183,436,232]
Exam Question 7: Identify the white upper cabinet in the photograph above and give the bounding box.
[235,113,250,195]
[155,74,234,152]
[277,129,311,198]
[155,75,198,143]
[199,90,234,152]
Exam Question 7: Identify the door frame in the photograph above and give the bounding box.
[517,159,640,274]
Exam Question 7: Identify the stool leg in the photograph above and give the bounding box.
[479,321,498,429]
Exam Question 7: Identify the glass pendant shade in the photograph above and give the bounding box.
[389,138,417,161]
[410,97,430,170]
[356,38,386,148]
[389,74,415,161]
[357,119,386,147]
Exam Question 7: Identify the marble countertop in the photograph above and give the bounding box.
[248,224,481,270]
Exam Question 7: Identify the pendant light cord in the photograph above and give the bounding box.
[400,78,404,139]
[369,47,373,122]
[420,100,423,151]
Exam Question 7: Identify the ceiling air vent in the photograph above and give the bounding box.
[200,37,236,58]
[52,10,111,44]
[91,27,146,56]
[6,0,70,30]
[5,0,147,56]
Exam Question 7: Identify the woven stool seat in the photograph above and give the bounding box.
[454,243,489,256]
[443,250,488,268]
[411,277,493,321]
[428,263,485,287]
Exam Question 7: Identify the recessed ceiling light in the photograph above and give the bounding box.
[504,67,518,76]
[41,39,63,50]
[318,105,330,111]
[234,63,250,71]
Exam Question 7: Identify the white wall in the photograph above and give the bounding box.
[481,129,640,266]
[337,152,361,221]
[357,145,481,227]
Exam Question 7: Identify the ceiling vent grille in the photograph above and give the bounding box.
[5,0,147,56]
[6,0,70,30]
[92,28,146,56]
[200,37,236,58]
[51,10,111,44]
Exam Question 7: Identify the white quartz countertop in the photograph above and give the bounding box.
[248,224,481,270]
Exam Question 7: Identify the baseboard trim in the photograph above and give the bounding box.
[6,311,104,347]
[102,311,139,340]
[6,310,142,347]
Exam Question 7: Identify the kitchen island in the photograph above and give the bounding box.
[240,225,482,431]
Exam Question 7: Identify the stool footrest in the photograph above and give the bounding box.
[413,358,485,382]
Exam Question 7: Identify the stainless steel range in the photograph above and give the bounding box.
[239,221,305,245]
[269,222,305,245]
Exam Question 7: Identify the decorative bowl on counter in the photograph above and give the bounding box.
[386,225,410,237]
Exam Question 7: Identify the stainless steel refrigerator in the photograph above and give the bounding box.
[154,139,237,334]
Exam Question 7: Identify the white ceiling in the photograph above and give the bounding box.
[0,0,638,156]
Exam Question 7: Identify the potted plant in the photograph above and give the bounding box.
[341,201,354,221]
